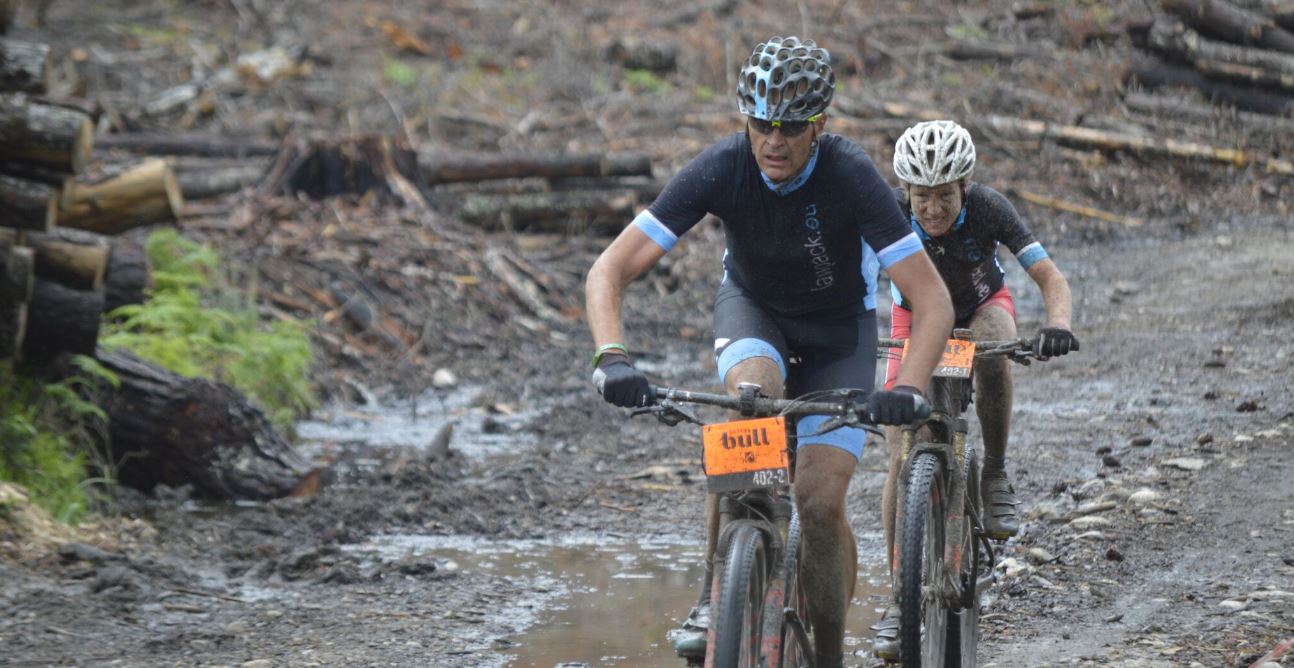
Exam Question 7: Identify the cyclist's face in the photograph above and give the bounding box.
[907,182,965,236]
[746,114,826,184]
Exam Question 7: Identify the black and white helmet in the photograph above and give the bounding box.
[736,36,835,122]
[892,120,977,187]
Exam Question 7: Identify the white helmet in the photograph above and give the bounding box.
[892,120,976,187]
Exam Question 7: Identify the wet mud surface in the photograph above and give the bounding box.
[3,0,1293,666]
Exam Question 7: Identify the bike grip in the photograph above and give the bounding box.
[912,394,932,419]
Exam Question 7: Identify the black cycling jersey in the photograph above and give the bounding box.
[633,132,921,318]
[892,183,1049,321]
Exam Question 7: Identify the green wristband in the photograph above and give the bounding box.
[591,343,630,368]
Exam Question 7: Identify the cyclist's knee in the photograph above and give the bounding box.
[970,305,1016,339]
[724,356,784,397]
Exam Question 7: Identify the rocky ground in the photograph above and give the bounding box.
[2,0,1293,666]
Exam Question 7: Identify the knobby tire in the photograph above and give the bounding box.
[898,452,948,667]
[779,513,813,668]
[713,524,768,668]
[944,448,982,667]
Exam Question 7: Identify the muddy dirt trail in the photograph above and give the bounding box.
[4,217,1291,668]
[2,0,1293,666]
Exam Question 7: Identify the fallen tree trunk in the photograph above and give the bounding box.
[95,348,316,500]
[0,93,94,173]
[419,152,653,185]
[1161,0,1294,53]
[25,228,110,290]
[1125,57,1294,116]
[1012,189,1144,226]
[93,131,278,158]
[1147,19,1294,91]
[981,114,1294,174]
[0,173,57,231]
[22,276,102,361]
[456,187,656,232]
[174,161,266,199]
[1229,0,1294,29]
[1123,90,1294,132]
[58,158,184,234]
[0,38,51,94]
[103,236,150,313]
[872,100,1294,174]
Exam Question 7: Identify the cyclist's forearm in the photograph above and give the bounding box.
[1027,260,1073,329]
[585,259,629,347]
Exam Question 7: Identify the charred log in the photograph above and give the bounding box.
[22,277,102,361]
[95,348,315,500]
[25,228,110,290]
[0,38,51,94]
[0,93,94,173]
[0,173,57,231]
[1147,19,1294,91]
[103,236,150,313]
[1161,0,1294,53]
[1125,56,1294,116]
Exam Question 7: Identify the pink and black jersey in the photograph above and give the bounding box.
[892,183,1049,322]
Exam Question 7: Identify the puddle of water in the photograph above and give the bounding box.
[295,384,540,463]
[354,533,891,666]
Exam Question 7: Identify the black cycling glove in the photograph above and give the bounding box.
[591,356,651,408]
[867,385,929,426]
[1035,327,1079,358]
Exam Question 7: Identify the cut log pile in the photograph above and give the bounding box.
[0,26,312,504]
[1128,0,1294,116]
[0,66,168,364]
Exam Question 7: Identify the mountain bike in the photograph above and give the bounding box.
[632,382,927,668]
[876,333,1047,667]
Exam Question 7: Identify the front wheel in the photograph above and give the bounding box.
[945,448,982,667]
[898,452,948,667]
[712,524,768,668]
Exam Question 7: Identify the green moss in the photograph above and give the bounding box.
[625,69,669,94]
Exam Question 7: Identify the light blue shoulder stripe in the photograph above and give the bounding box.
[861,243,879,311]
[1017,241,1049,270]
[876,232,922,268]
[632,210,678,252]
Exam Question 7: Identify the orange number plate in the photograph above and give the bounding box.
[702,417,790,492]
[903,339,977,379]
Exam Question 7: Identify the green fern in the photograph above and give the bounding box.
[100,230,317,431]
[0,358,114,524]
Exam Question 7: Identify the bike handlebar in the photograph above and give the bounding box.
[878,336,1046,363]
[647,385,932,424]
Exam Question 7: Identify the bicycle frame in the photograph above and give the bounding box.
[892,374,981,611]
[639,383,876,668]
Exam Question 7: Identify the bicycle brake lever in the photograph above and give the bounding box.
[629,400,701,426]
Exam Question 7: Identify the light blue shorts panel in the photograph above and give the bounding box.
[715,338,787,384]
[796,414,867,460]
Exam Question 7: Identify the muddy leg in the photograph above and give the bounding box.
[794,444,857,664]
[970,306,1015,466]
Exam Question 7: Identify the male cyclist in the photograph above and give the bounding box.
[584,36,954,668]
[871,120,1078,660]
